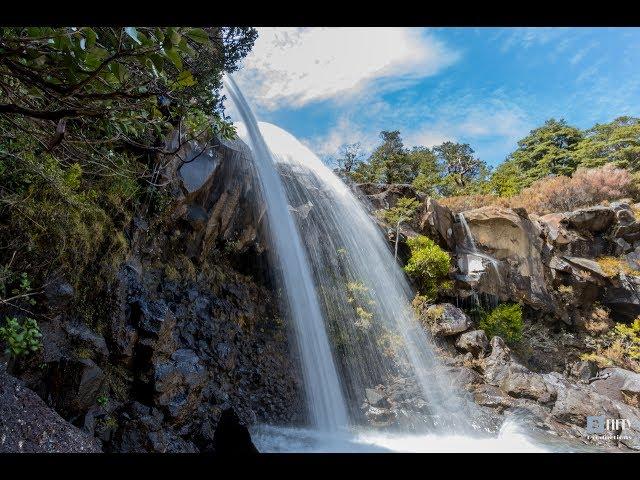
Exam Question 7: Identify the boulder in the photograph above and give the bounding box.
[212,408,258,454]
[612,401,640,450]
[154,348,208,420]
[567,360,597,383]
[500,369,557,404]
[423,303,472,336]
[544,373,618,427]
[47,358,106,418]
[448,366,484,390]
[0,367,101,452]
[455,206,554,310]
[591,367,640,407]
[603,275,640,322]
[44,277,75,309]
[455,330,489,357]
[626,247,640,270]
[355,183,423,211]
[482,337,556,403]
[112,401,198,453]
[473,384,514,410]
[417,197,456,250]
[560,206,616,234]
[365,387,388,408]
[63,321,109,360]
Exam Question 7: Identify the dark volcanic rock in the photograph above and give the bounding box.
[212,408,258,454]
[356,183,424,211]
[422,303,472,337]
[455,330,489,357]
[46,357,106,419]
[44,277,75,309]
[0,366,101,453]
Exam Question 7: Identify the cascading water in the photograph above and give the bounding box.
[222,76,566,452]
[224,76,349,432]
[237,122,475,433]
[458,212,503,288]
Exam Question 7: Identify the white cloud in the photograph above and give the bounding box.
[404,128,455,148]
[236,27,460,109]
[302,117,378,159]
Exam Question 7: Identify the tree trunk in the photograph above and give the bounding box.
[394,219,401,261]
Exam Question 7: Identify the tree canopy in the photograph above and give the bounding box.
[0,26,257,286]
[338,115,639,200]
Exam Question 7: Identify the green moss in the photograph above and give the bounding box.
[164,264,181,282]
[74,347,95,360]
[479,303,524,345]
[104,364,131,401]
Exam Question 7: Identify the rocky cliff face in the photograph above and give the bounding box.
[357,183,640,450]
[1,135,302,453]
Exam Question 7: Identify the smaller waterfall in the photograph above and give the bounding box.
[459,213,477,252]
[458,213,503,287]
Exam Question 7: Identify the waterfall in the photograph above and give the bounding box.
[459,213,477,251]
[458,213,503,288]
[226,73,476,435]
[223,76,349,431]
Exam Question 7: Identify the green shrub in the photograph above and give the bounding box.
[0,317,42,357]
[403,235,452,300]
[479,303,524,345]
[581,317,640,373]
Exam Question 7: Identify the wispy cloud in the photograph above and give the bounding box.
[236,27,460,110]
[302,93,532,165]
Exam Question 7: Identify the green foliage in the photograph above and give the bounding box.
[0,317,42,357]
[343,280,377,331]
[581,316,640,373]
[614,317,640,360]
[377,197,420,226]
[341,131,488,197]
[479,303,524,345]
[432,142,489,195]
[333,143,364,177]
[0,26,256,312]
[574,116,640,172]
[507,119,584,188]
[487,160,524,197]
[403,235,452,300]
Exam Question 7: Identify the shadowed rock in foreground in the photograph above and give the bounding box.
[0,366,101,453]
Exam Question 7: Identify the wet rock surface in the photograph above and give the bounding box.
[0,135,302,453]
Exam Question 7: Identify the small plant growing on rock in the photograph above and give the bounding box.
[596,256,640,278]
[580,304,614,335]
[479,303,524,345]
[346,281,376,331]
[583,317,640,373]
[0,317,42,357]
[404,235,452,301]
[376,197,420,260]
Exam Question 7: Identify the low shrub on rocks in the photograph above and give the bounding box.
[582,317,640,373]
[403,235,452,300]
[479,303,524,346]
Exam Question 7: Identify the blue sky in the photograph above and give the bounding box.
[231,27,640,168]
